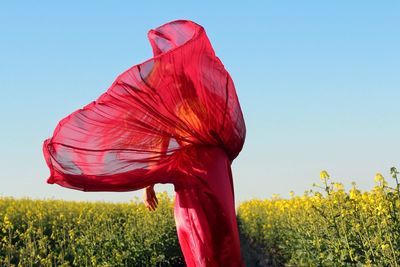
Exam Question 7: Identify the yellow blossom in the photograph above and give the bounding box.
[374,173,384,183]
[320,170,330,181]
[333,182,344,191]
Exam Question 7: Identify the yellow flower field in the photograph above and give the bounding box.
[1,168,399,266]
[237,167,400,266]
[0,192,184,266]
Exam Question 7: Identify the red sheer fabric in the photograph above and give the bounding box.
[172,146,245,266]
[43,19,246,266]
[43,19,245,192]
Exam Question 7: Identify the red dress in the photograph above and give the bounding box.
[43,19,246,266]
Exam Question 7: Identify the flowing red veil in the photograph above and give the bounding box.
[43,20,246,192]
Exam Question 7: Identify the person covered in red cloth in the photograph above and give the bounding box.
[43,19,246,266]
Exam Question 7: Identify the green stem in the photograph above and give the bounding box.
[354,200,376,261]
[386,233,398,267]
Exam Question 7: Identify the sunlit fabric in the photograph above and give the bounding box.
[43,19,246,266]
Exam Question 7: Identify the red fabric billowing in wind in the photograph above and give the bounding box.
[43,19,245,192]
[43,20,247,266]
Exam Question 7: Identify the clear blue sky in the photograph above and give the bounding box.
[1,1,399,207]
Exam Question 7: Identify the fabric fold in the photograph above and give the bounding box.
[43,19,246,192]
